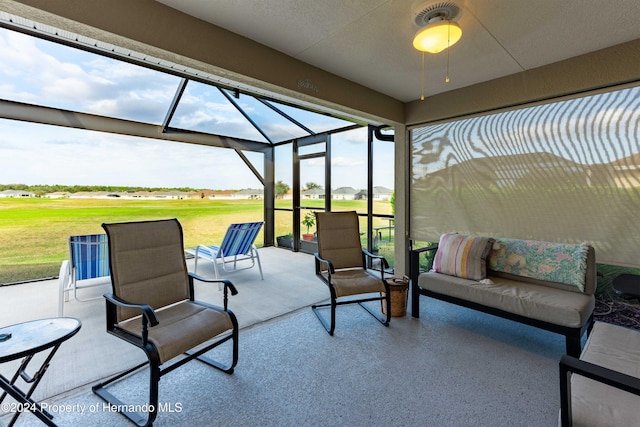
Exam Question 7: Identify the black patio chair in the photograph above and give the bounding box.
[92,219,239,427]
[312,211,391,335]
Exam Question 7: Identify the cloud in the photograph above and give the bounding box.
[0,29,180,123]
[0,119,263,189]
[0,27,395,192]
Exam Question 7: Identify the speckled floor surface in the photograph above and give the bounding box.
[3,297,567,427]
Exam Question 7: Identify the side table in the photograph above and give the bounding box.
[0,317,81,427]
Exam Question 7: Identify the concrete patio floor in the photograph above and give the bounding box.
[0,247,329,404]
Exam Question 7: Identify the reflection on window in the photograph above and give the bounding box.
[220,90,311,142]
[268,100,354,134]
[170,82,267,141]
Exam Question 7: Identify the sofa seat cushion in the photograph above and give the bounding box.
[417,272,594,328]
[569,322,640,427]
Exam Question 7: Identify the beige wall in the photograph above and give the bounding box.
[405,38,640,126]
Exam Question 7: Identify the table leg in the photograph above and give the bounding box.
[0,344,62,426]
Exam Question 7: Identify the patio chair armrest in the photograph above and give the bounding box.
[188,273,237,311]
[314,253,335,275]
[560,354,640,395]
[410,244,439,283]
[559,354,640,426]
[410,244,439,265]
[412,243,439,254]
[362,249,389,269]
[194,244,214,257]
[104,292,159,327]
[189,273,238,295]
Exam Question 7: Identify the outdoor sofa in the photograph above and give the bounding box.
[410,234,597,357]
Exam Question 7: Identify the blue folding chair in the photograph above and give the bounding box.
[186,222,264,280]
[58,234,111,316]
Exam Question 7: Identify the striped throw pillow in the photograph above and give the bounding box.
[433,233,495,280]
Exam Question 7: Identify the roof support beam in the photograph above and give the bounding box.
[234,148,264,186]
[258,98,315,135]
[162,78,188,132]
[219,88,273,144]
[0,99,268,152]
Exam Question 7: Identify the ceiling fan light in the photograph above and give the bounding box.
[413,19,462,53]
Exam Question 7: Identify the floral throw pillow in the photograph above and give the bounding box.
[488,238,589,291]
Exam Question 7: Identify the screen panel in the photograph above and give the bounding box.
[410,85,640,267]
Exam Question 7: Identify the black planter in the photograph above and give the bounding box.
[299,240,318,254]
[276,236,293,249]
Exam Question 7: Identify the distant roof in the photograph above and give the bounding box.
[235,188,263,195]
[373,186,393,194]
[333,187,357,194]
[1,189,35,196]
[301,188,324,195]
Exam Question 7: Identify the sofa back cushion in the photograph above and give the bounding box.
[488,238,590,292]
[433,233,495,281]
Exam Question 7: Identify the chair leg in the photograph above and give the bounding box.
[311,299,336,336]
[57,260,70,317]
[213,259,220,278]
[358,298,391,327]
[187,319,239,374]
[92,360,157,427]
[313,294,391,335]
[254,249,264,280]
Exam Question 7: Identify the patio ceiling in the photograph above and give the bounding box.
[154,0,640,103]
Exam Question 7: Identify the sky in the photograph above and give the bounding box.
[0,28,394,191]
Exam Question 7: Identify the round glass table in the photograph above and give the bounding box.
[0,317,81,427]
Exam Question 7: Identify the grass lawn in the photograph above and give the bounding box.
[0,197,393,284]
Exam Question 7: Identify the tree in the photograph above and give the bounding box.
[304,182,321,190]
[390,191,395,214]
[275,180,290,198]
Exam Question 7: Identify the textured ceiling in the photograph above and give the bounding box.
[154,0,640,103]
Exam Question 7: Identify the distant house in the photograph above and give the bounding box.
[43,192,70,198]
[0,189,35,198]
[353,187,393,201]
[233,189,263,199]
[162,191,189,200]
[301,188,325,200]
[69,191,111,199]
[373,186,393,200]
[277,189,293,200]
[199,190,234,199]
[67,190,191,199]
[125,191,154,199]
[332,187,357,200]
